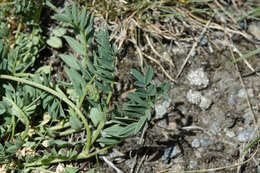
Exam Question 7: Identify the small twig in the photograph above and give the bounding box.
[231,45,259,76]
[130,155,138,173]
[214,0,237,24]
[135,154,147,173]
[102,156,124,173]
[138,123,148,145]
[145,33,175,68]
[226,30,259,173]
[176,17,212,79]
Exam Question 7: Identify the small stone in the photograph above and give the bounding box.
[189,160,198,169]
[170,146,181,158]
[248,22,260,41]
[200,37,208,46]
[191,138,201,148]
[225,129,235,138]
[187,68,209,88]
[243,111,253,126]
[237,127,255,142]
[209,122,221,135]
[187,90,201,105]
[199,96,212,110]
[155,100,171,119]
[200,137,213,147]
[179,105,188,115]
[162,146,181,163]
[238,88,247,98]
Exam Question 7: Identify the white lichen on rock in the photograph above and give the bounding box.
[187,68,209,88]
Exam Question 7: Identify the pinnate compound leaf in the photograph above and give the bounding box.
[90,108,105,127]
[69,116,83,130]
[64,36,85,56]
[59,54,81,70]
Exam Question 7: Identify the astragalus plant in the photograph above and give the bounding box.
[0,2,168,171]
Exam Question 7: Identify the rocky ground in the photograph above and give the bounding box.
[40,0,260,172]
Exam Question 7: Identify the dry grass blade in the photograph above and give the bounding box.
[226,30,259,173]
[143,52,176,83]
[145,33,175,69]
[176,16,212,79]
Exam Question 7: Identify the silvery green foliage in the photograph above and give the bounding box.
[0,2,169,169]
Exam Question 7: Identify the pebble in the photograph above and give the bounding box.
[187,68,209,88]
[248,22,260,41]
[191,138,201,148]
[237,127,255,142]
[186,90,212,110]
[199,96,212,110]
[243,111,253,126]
[189,160,198,169]
[209,121,221,135]
[237,88,247,98]
[224,129,236,138]
[200,137,214,147]
[162,146,181,164]
[186,90,201,105]
[200,37,208,46]
[155,100,171,119]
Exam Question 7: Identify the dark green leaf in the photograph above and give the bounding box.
[102,124,123,137]
[97,137,121,145]
[69,115,83,130]
[79,7,87,29]
[59,54,81,70]
[134,116,147,134]
[134,81,146,87]
[52,14,71,23]
[47,36,63,49]
[147,85,156,96]
[65,66,86,96]
[131,69,144,82]
[63,167,79,173]
[72,4,78,25]
[52,28,67,37]
[0,104,6,115]
[144,66,153,85]
[64,36,85,56]
[119,123,137,137]
[128,92,146,105]
[90,108,105,127]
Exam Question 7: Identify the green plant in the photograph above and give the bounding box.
[0,2,169,171]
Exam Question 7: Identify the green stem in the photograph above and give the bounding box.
[0,74,92,153]
[80,29,88,68]
[25,143,117,167]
